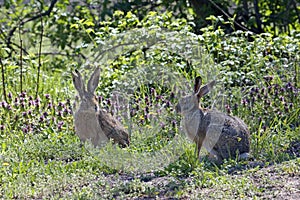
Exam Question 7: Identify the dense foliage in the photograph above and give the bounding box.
[0,0,299,199]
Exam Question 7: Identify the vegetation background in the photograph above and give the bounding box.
[0,0,299,199]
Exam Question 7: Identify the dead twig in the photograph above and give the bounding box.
[0,58,7,102]
[36,10,44,99]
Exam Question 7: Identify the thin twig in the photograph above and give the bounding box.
[207,0,254,33]
[19,25,23,92]
[253,0,263,33]
[36,11,44,99]
[0,58,7,102]
[9,42,29,56]
[6,0,58,56]
[291,0,300,23]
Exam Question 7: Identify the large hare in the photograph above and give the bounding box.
[72,67,130,148]
[176,76,250,163]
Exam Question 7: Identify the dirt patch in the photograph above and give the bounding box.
[249,163,300,199]
[103,159,299,199]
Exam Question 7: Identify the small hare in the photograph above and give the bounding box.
[72,67,130,148]
[176,76,250,163]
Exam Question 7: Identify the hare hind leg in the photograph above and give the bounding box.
[207,149,223,164]
[238,152,250,160]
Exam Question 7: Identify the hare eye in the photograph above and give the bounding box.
[94,105,98,111]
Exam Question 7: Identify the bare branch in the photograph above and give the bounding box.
[206,0,254,33]
[0,58,7,102]
[253,0,263,33]
[291,0,300,23]
[36,10,44,99]
[6,0,58,54]
[19,27,23,92]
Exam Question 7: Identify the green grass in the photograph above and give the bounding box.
[0,20,299,199]
[0,65,298,199]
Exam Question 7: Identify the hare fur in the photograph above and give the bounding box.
[72,67,130,148]
[176,76,250,163]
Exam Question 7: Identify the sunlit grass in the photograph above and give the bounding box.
[0,31,299,199]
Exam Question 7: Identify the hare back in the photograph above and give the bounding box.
[204,111,250,160]
[74,111,108,146]
[97,110,130,147]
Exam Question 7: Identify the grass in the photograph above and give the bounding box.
[0,66,299,199]
[0,26,299,199]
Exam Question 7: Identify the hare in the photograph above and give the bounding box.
[176,76,250,163]
[72,67,130,148]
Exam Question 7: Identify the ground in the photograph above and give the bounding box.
[41,158,299,199]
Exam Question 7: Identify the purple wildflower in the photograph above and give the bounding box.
[285,82,292,90]
[20,92,27,98]
[66,99,71,106]
[150,88,156,96]
[57,111,63,117]
[6,105,11,110]
[258,117,262,123]
[0,101,7,108]
[284,105,289,112]
[58,102,65,108]
[156,95,162,101]
[170,92,175,100]
[47,103,53,109]
[35,98,40,107]
[165,101,171,108]
[171,120,177,128]
[28,100,34,107]
[242,99,248,106]
[279,96,284,102]
[156,108,162,115]
[44,94,50,100]
[160,122,166,129]
[43,112,48,117]
[8,92,12,99]
[107,99,111,106]
[57,121,64,130]
[257,93,261,99]
[27,110,32,116]
[263,75,273,82]
[225,104,231,114]
[144,106,149,114]
[39,115,45,122]
[22,126,29,133]
[144,113,149,121]
[264,100,271,106]
[268,86,272,93]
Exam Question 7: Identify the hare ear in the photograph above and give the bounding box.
[72,69,85,98]
[87,67,100,93]
[194,76,202,94]
[197,80,216,98]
